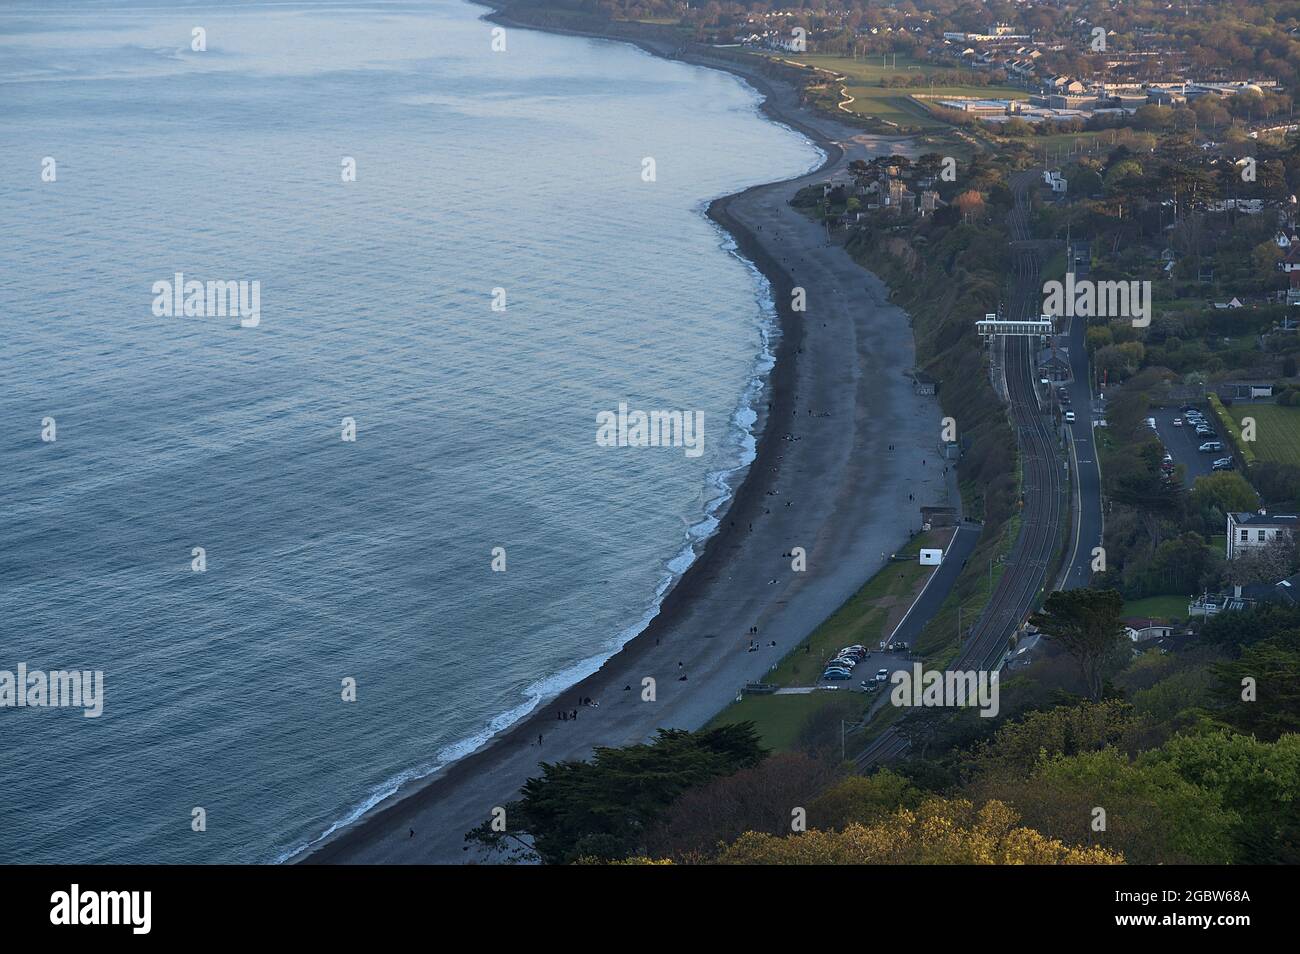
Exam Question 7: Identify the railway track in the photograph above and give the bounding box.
[857,171,1065,767]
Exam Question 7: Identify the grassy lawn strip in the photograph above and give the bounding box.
[710,692,862,754]
[1123,594,1191,621]
[1210,394,1258,466]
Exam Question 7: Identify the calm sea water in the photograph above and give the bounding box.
[0,0,819,862]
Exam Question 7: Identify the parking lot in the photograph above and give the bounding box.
[819,645,915,693]
[1151,406,1218,484]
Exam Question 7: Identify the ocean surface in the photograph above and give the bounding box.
[0,0,819,862]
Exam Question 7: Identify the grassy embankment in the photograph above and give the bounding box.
[708,530,945,753]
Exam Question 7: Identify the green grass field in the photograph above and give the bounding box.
[1229,404,1300,466]
[709,691,864,753]
[788,52,1028,129]
[1123,594,1191,621]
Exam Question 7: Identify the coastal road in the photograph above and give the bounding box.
[887,521,982,649]
[305,31,942,864]
[1058,317,1103,590]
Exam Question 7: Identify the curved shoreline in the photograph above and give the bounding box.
[301,6,929,865]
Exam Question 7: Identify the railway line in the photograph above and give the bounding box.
[857,170,1066,767]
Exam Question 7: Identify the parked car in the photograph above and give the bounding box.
[1213,457,1235,471]
[1064,410,1076,422]
[822,669,853,681]
[875,668,890,682]
[1199,441,1223,452]
[860,680,879,693]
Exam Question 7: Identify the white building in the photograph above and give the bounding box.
[1226,511,1300,559]
[1043,169,1068,193]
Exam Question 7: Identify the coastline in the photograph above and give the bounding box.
[301,4,934,865]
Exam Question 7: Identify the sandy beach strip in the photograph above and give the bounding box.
[301,13,947,865]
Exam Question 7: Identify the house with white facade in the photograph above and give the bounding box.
[1226,511,1300,559]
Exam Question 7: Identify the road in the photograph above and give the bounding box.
[888,521,983,648]
[1058,310,1105,590]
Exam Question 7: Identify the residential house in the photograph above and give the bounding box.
[1226,511,1299,559]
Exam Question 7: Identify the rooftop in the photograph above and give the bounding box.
[1230,512,1300,526]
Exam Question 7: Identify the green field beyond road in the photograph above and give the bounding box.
[791,52,1029,128]
[1230,404,1300,466]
